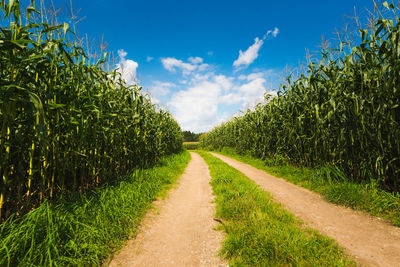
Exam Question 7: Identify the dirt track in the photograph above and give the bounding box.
[211,152,400,267]
[109,152,225,267]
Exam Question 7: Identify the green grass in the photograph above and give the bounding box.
[197,151,354,266]
[0,150,191,266]
[183,142,200,150]
[215,147,400,227]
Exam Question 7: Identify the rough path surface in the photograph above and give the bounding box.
[211,152,400,267]
[109,152,225,267]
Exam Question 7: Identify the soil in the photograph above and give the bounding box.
[211,152,400,267]
[108,152,226,267]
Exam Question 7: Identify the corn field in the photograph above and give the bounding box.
[201,2,400,191]
[0,1,182,222]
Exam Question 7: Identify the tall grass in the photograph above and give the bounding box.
[0,150,190,266]
[0,0,183,222]
[200,2,400,191]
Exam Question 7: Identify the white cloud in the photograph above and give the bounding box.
[236,72,278,108]
[144,81,176,106]
[245,72,265,81]
[168,80,220,132]
[238,77,267,107]
[233,37,264,69]
[146,56,154,62]
[116,49,138,85]
[149,81,175,97]
[215,75,233,91]
[159,56,279,132]
[167,69,276,132]
[197,63,209,71]
[118,49,127,58]
[264,27,279,39]
[161,57,208,75]
[219,92,243,105]
[188,56,203,64]
[233,27,279,70]
[168,73,242,132]
[272,27,279,37]
[238,78,266,94]
[161,57,196,74]
[219,75,272,108]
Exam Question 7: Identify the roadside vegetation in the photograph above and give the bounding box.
[0,1,187,266]
[183,142,199,150]
[0,150,190,266]
[0,1,182,222]
[216,147,400,226]
[200,2,400,215]
[197,151,354,266]
[182,130,202,142]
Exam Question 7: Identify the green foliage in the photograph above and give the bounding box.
[198,151,354,266]
[0,1,183,221]
[0,150,190,266]
[200,3,400,191]
[182,131,202,142]
[215,148,400,226]
[182,142,199,150]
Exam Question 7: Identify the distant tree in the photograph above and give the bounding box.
[182,131,203,142]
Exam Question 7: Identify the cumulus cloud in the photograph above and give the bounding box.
[116,49,138,85]
[161,57,196,73]
[243,72,265,81]
[161,57,209,75]
[236,71,278,107]
[167,69,276,132]
[149,81,175,97]
[220,75,272,108]
[219,92,243,105]
[145,81,176,105]
[188,56,203,64]
[233,27,279,70]
[158,55,278,132]
[168,80,220,132]
[233,37,264,69]
[146,56,154,62]
[215,75,234,92]
[168,72,245,132]
[238,77,267,107]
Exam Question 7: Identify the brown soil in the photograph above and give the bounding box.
[108,152,225,267]
[211,152,400,267]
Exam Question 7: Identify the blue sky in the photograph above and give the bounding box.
[53,0,375,132]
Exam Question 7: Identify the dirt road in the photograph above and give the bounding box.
[211,152,400,267]
[109,152,225,267]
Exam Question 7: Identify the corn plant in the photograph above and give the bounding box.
[201,1,400,191]
[0,0,183,222]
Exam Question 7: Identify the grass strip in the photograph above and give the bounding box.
[0,150,191,267]
[197,151,354,266]
[183,142,200,150]
[215,147,400,227]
